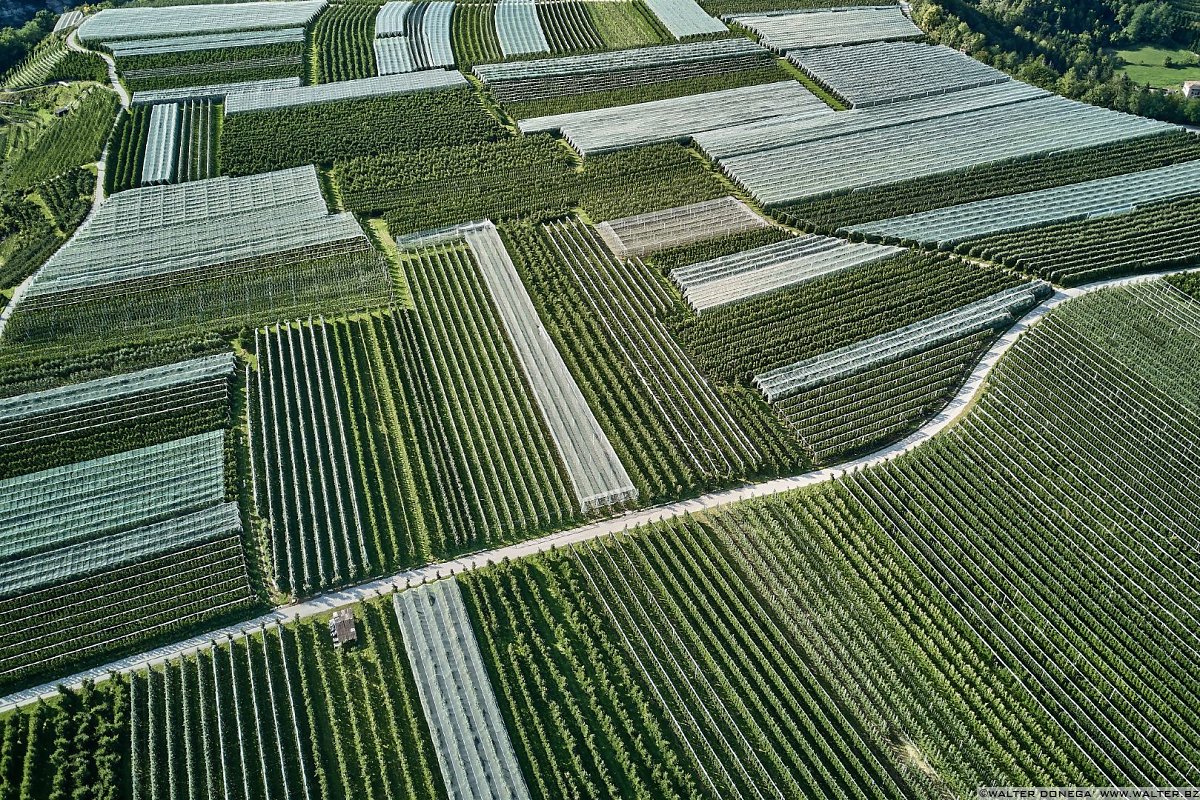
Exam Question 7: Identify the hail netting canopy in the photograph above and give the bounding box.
[729,7,922,51]
[473,39,774,101]
[24,166,367,302]
[224,69,466,112]
[1,504,241,598]
[788,41,1012,107]
[641,0,726,37]
[0,353,234,440]
[692,79,1046,160]
[720,93,1177,206]
[519,81,827,155]
[106,28,307,58]
[131,77,301,106]
[495,0,550,57]
[141,102,180,186]
[754,282,1053,401]
[0,431,227,562]
[672,235,904,313]
[847,159,1200,245]
[78,0,327,42]
[374,2,455,73]
[52,10,83,33]
[395,581,533,800]
[596,196,769,258]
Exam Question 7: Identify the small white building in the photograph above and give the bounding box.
[1184,81,1200,100]
[329,609,357,647]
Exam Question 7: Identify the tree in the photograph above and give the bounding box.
[0,9,54,74]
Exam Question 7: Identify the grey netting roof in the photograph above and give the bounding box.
[720,93,1177,205]
[693,79,1045,160]
[729,6,921,51]
[495,0,550,57]
[131,77,301,106]
[641,0,726,37]
[374,36,416,74]
[474,38,764,82]
[373,1,454,72]
[520,80,827,155]
[402,221,637,511]
[106,27,306,57]
[788,41,1009,108]
[224,69,466,112]
[395,580,534,800]
[755,282,1052,400]
[596,196,769,258]
[27,166,367,299]
[0,431,227,561]
[0,502,240,599]
[78,0,326,42]
[847,159,1200,245]
[140,102,179,186]
[672,234,903,312]
[0,353,233,426]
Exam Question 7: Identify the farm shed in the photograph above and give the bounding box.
[329,609,357,646]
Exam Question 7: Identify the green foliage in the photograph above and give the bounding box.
[4,246,395,348]
[646,225,793,274]
[3,88,117,191]
[1,30,65,88]
[503,63,791,118]
[777,327,996,462]
[700,0,849,13]
[576,143,728,221]
[1170,270,1200,299]
[338,138,729,234]
[44,50,108,83]
[104,105,150,195]
[0,9,54,76]
[958,194,1200,285]
[253,259,579,597]
[537,1,604,52]
[1057,284,1200,411]
[0,331,227,398]
[117,43,306,91]
[669,251,1024,384]
[846,287,1200,785]
[0,405,227,480]
[338,135,578,232]
[501,219,705,501]
[220,89,501,175]
[0,197,58,289]
[782,130,1200,231]
[585,1,664,49]
[119,601,444,800]
[34,165,92,230]
[116,42,303,72]
[310,3,378,84]
[0,682,128,800]
[451,3,503,68]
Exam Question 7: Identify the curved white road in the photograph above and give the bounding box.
[0,267,1195,713]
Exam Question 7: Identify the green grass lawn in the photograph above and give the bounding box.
[1116,45,1200,88]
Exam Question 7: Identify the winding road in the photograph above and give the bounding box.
[2,266,1194,713]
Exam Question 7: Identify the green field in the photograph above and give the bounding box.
[1115,45,1200,87]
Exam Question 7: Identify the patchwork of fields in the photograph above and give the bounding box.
[1,0,1199,796]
